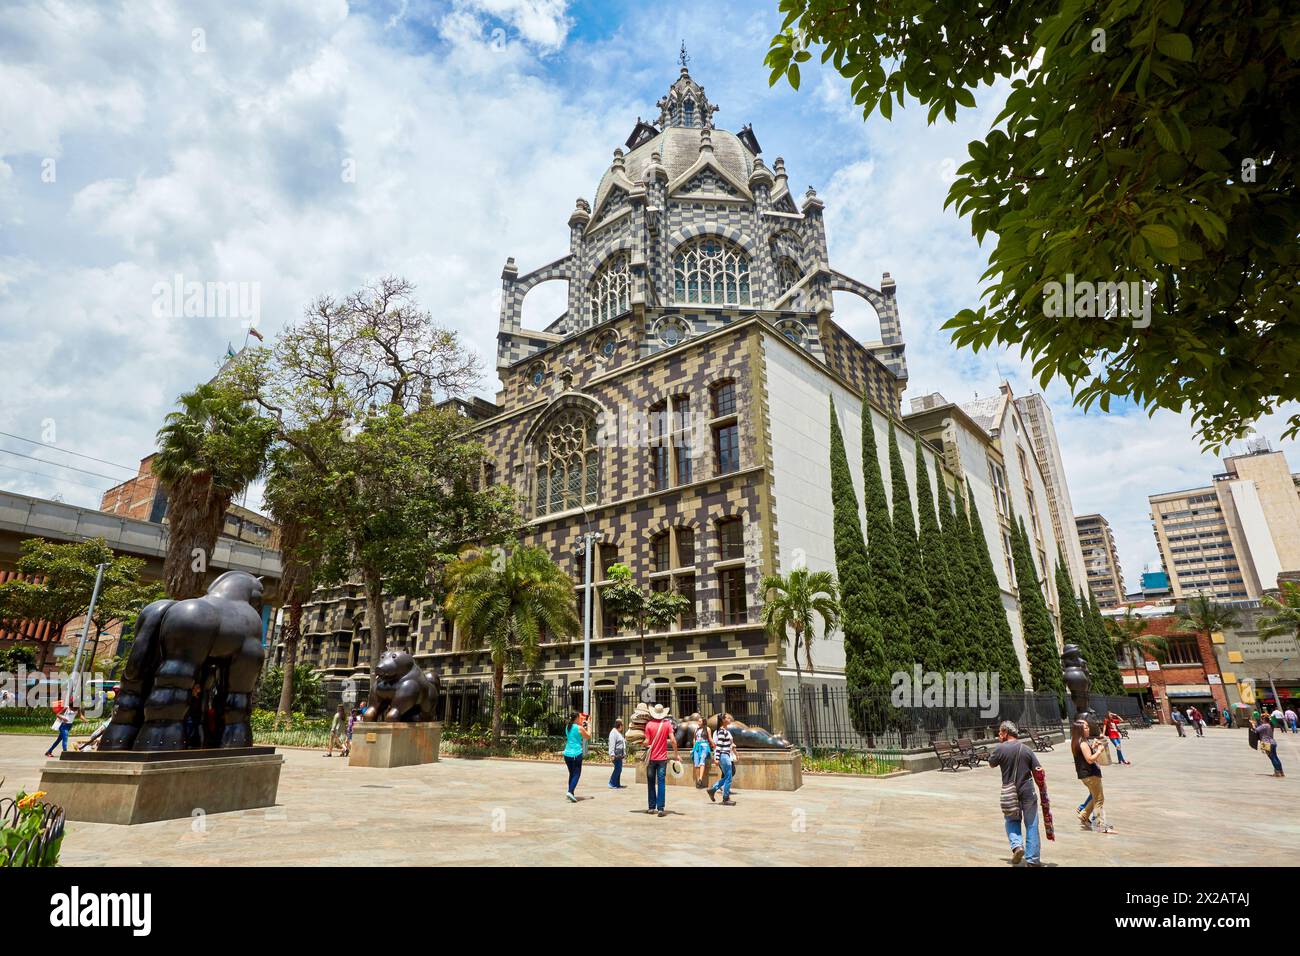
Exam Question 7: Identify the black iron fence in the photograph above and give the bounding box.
[436,683,772,742]
[783,686,1065,751]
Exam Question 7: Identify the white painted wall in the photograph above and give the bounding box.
[763,331,946,679]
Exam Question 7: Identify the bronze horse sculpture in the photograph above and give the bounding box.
[100,571,266,752]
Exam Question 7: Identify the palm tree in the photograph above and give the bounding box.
[153,382,274,599]
[1176,592,1240,660]
[1105,609,1167,700]
[760,567,840,751]
[262,444,328,724]
[444,545,580,739]
[1258,581,1300,642]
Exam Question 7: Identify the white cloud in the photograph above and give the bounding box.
[1,0,1293,589]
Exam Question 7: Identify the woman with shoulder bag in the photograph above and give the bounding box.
[1254,712,1284,777]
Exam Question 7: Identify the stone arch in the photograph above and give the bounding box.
[668,225,758,258]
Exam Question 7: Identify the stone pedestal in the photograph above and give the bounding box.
[348,722,441,768]
[38,748,283,825]
[634,749,802,791]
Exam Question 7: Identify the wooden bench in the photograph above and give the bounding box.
[1028,730,1054,752]
[956,737,991,767]
[933,739,969,771]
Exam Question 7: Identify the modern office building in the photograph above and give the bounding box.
[1012,392,1089,591]
[1075,513,1125,608]
[1149,441,1300,600]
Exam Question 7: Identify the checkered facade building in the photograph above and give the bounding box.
[280,67,914,721]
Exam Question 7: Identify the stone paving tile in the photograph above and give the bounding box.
[2,726,1294,866]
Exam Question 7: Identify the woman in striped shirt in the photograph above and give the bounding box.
[707,713,739,805]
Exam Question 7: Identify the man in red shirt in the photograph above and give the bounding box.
[642,704,681,818]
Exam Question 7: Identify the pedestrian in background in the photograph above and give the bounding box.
[607,718,627,789]
[1286,707,1297,734]
[642,704,679,817]
[707,713,739,806]
[44,699,77,757]
[563,711,589,802]
[1171,707,1186,738]
[1104,712,1131,766]
[691,720,711,788]
[1253,713,1284,777]
[326,704,346,756]
[1073,721,1113,834]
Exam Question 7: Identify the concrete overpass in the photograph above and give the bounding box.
[0,489,282,598]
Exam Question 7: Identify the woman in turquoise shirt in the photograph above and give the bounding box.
[563,712,589,802]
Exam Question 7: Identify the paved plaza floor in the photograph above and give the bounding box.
[3,726,1295,866]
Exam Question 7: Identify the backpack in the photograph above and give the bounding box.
[1248,726,1259,750]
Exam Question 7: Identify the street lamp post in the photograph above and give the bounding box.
[1263,658,1289,711]
[575,529,604,755]
[68,562,108,706]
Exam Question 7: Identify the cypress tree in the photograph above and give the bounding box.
[828,396,885,691]
[888,425,941,673]
[952,484,993,672]
[1053,545,1090,655]
[860,399,912,677]
[937,479,983,672]
[1010,515,1065,697]
[1086,589,1126,695]
[914,440,963,675]
[966,492,1025,691]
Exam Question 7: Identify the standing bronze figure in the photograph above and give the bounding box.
[99,571,266,752]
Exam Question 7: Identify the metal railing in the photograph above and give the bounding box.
[783,687,1065,751]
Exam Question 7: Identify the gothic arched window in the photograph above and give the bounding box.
[683,98,696,128]
[589,253,631,325]
[776,256,802,293]
[534,408,601,516]
[672,237,752,306]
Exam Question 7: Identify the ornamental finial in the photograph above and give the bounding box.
[678,40,690,70]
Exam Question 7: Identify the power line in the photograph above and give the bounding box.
[0,462,113,492]
[0,431,139,473]
[0,446,127,483]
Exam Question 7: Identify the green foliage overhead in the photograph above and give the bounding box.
[768,1,1300,447]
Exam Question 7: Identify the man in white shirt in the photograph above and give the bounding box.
[607,719,627,789]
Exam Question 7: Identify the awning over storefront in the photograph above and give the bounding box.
[1165,683,1213,697]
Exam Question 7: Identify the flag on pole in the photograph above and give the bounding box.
[226,342,237,359]
[247,326,264,342]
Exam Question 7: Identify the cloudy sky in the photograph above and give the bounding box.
[1,0,1294,582]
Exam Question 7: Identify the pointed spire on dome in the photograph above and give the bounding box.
[698,125,713,156]
[568,197,591,229]
[656,54,718,129]
[773,157,789,194]
[611,148,626,174]
[801,185,824,213]
[749,156,773,189]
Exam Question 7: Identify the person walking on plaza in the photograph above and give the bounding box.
[691,719,711,788]
[44,699,77,757]
[1286,707,1297,734]
[642,704,680,817]
[1073,721,1113,834]
[1188,705,1204,737]
[326,704,347,756]
[608,718,627,789]
[989,721,1043,866]
[1104,712,1131,765]
[1171,706,1186,737]
[1223,707,1234,729]
[707,713,739,806]
[1252,713,1285,777]
[563,712,589,802]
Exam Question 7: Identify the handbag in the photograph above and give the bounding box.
[1000,783,1020,818]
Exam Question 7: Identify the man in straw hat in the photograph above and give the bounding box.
[642,703,681,817]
